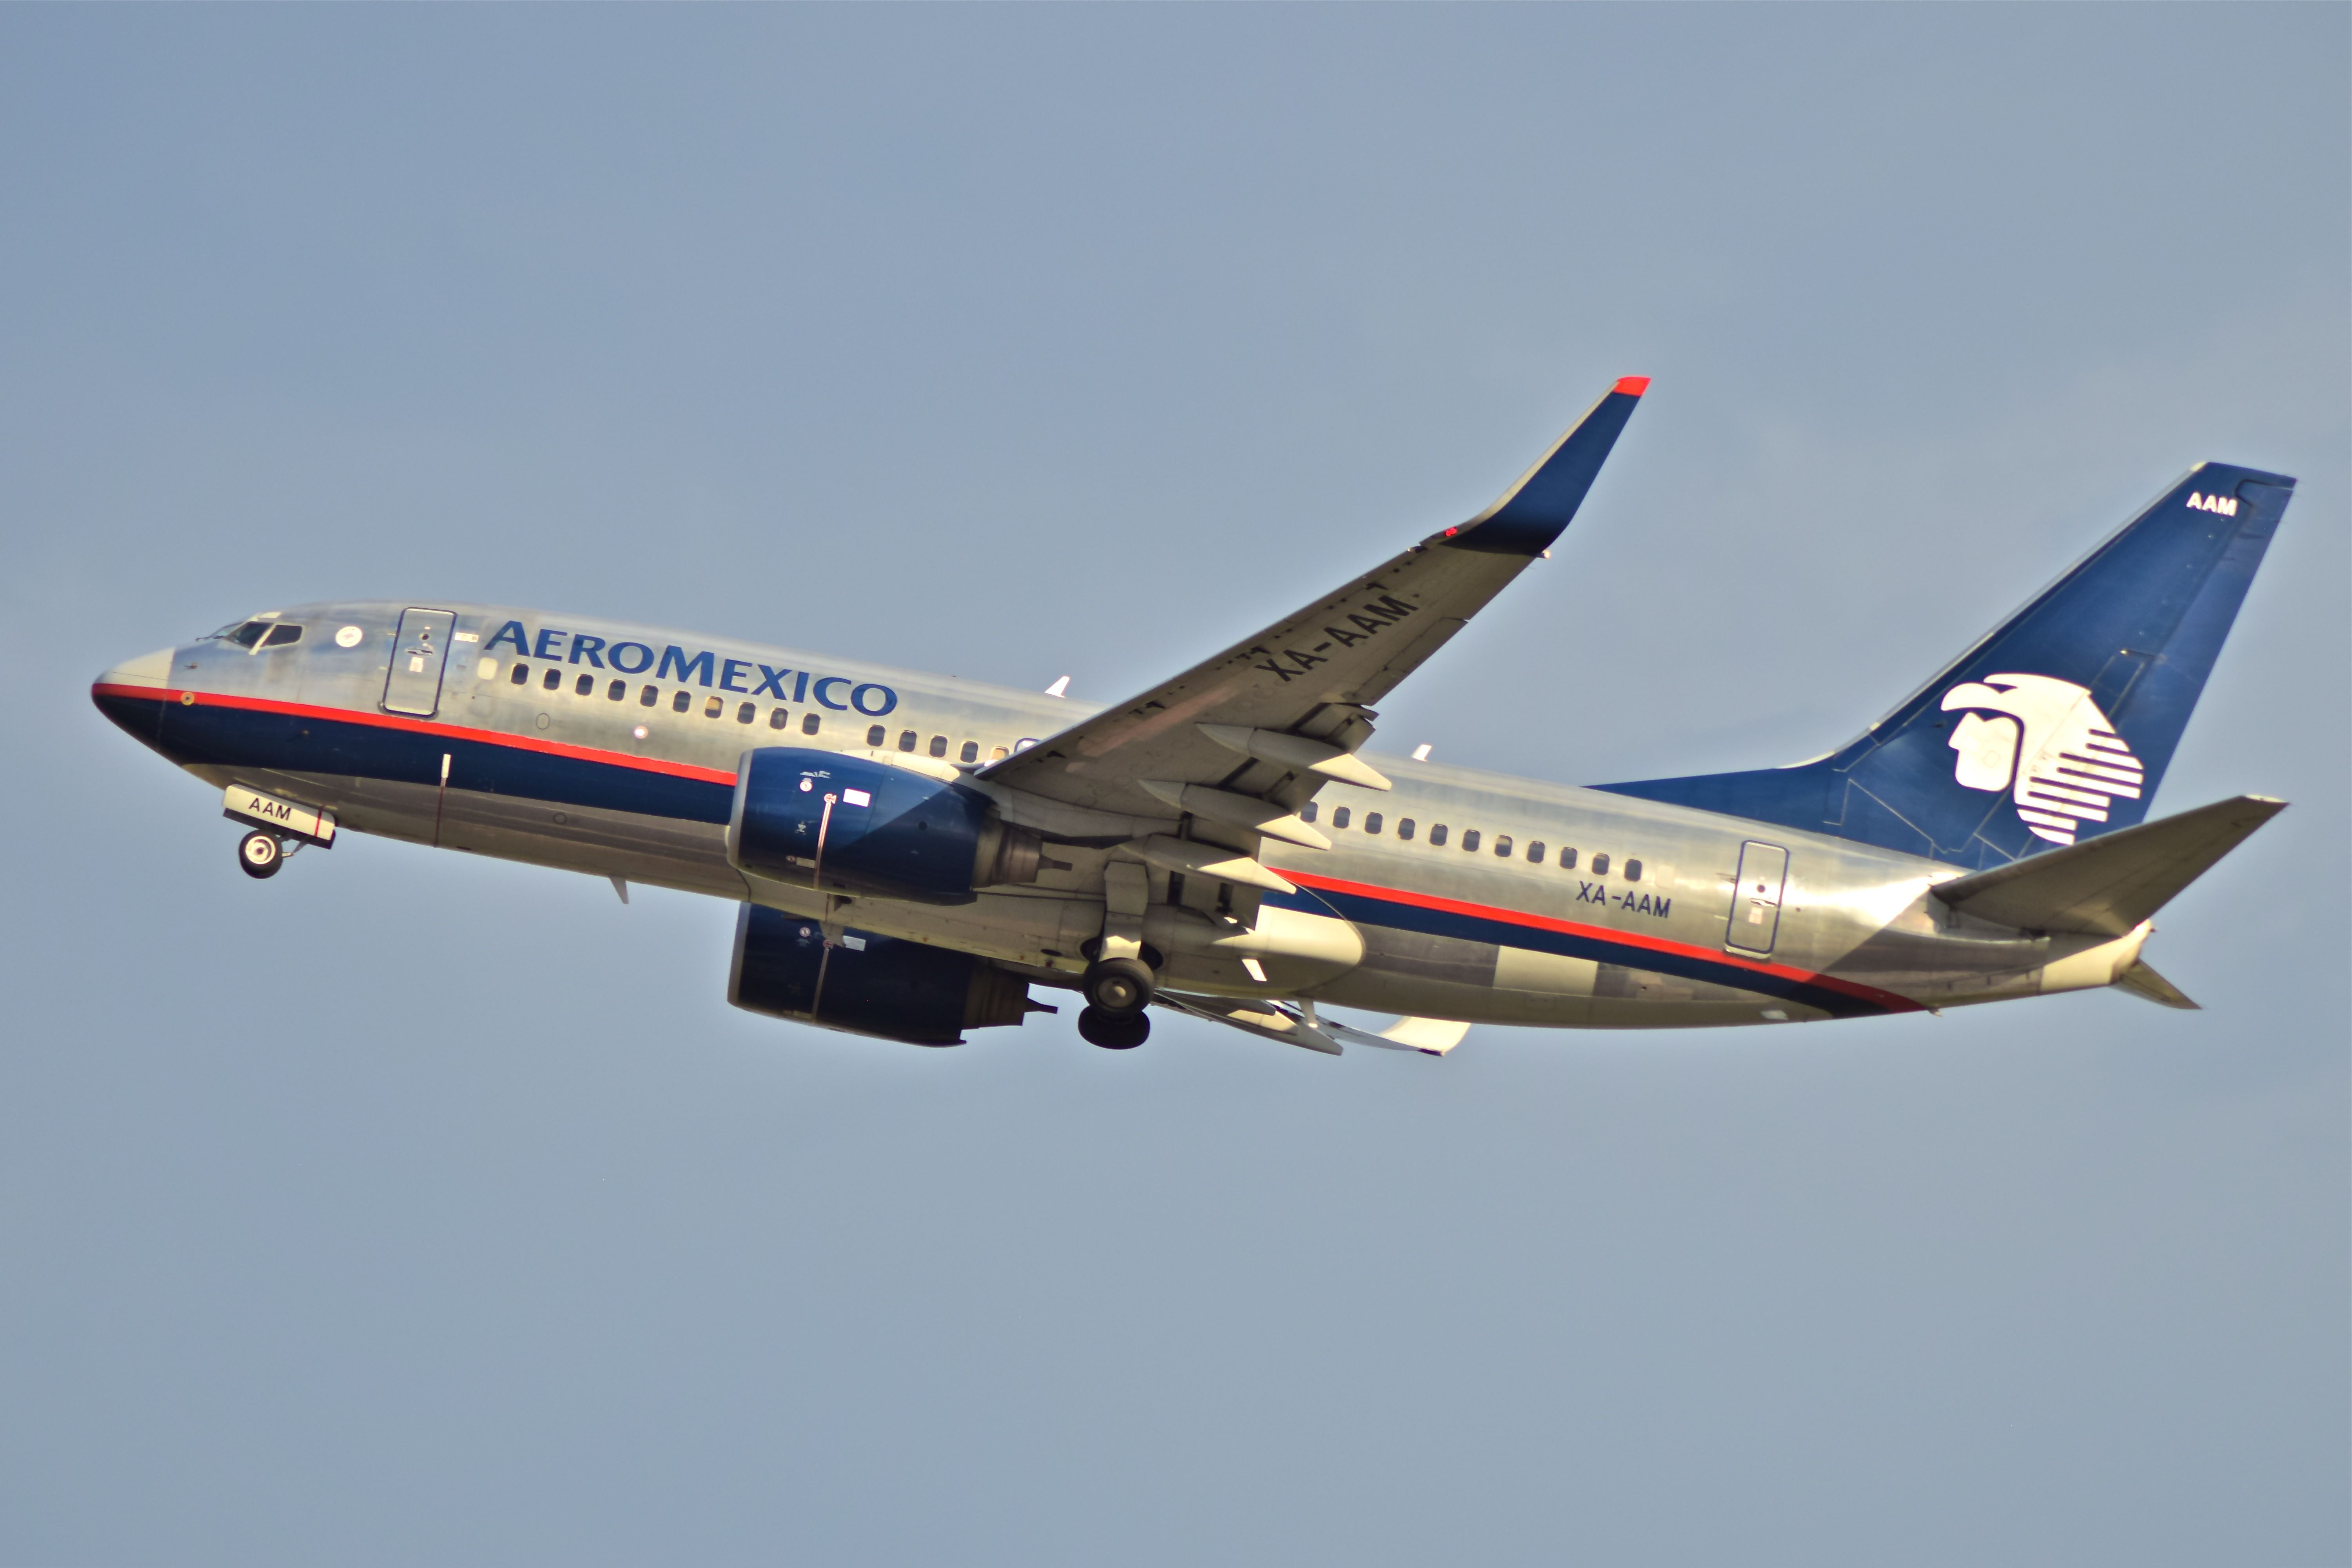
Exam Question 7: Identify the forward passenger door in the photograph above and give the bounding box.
[382,608,457,717]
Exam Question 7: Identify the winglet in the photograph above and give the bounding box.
[1442,377,1648,556]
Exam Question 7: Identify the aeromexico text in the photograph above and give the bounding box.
[483,621,898,717]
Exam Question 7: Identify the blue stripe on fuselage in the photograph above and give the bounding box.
[116,694,736,824]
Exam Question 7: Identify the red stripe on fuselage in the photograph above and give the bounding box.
[91,684,740,788]
[1283,868,1922,1014]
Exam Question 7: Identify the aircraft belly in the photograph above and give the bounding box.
[1313,946,1818,1027]
[195,765,748,899]
[1495,946,1597,995]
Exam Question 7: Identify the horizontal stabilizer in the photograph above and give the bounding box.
[2114,959,2200,1011]
[1933,794,2285,936]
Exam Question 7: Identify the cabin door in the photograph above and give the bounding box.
[382,608,457,717]
[1725,840,1789,957]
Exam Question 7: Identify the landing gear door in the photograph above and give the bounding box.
[382,608,457,717]
[1726,840,1789,956]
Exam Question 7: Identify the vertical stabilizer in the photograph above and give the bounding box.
[1598,463,2294,868]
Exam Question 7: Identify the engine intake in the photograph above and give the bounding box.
[727,747,1047,903]
[727,904,1038,1046]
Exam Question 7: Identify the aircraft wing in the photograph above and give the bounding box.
[979,378,1648,822]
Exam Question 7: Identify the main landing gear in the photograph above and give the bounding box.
[1078,956,1156,1049]
[237,830,290,880]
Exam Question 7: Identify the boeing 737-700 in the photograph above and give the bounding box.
[93,378,2292,1053]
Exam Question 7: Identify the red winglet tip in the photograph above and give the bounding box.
[1613,376,1650,397]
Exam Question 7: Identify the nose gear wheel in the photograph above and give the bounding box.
[237,831,283,879]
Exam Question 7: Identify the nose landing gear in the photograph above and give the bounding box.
[237,830,285,879]
[221,786,334,880]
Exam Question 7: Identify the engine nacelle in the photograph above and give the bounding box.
[726,747,1046,904]
[727,904,1038,1046]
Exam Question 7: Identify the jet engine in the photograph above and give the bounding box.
[727,904,1040,1046]
[726,747,1048,903]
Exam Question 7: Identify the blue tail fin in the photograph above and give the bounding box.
[1596,463,2296,869]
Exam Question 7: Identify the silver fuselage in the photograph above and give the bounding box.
[96,601,2153,1029]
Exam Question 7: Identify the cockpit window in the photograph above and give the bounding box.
[226,620,270,647]
[258,623,303,649]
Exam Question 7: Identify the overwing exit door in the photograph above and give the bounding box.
[1726,840,1789,956]
[382,608,457,717]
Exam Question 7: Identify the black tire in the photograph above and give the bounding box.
[1078,1006,1150,1050]
[1082,956,1155,1016]
[238,831,283,879]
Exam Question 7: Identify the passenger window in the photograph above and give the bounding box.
[1559,847,1578,870]
[928,735,947,758]
[672,690,691,713]
[769,708,789,730]
[1364,812,1383,835]
[737,702,756,724]
[640,685,658,706]
[1300,802,1319,823]
[1528,841,1545,864]
[868,725,886,746]
[543,668,561,691]
[1430,824,1448,846]
[1397,818,1415,840]
[960,741,979,763]
[607,680,626,701]
[260,623,303,648]
[1332,806,1350,829]
[703,695,722,718]
[1592,852,1611,877]
[1461,828,1480,852]
[1494,834,1512,857]
[898,730,917,752]
[511,663,530,686]
[1626,858,1643,882]
[989,745,1008,760]
[802,713,821,736]
[575,674,594,696]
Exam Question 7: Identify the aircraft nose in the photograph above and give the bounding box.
[91,646,180,745]
[95,646,176,693]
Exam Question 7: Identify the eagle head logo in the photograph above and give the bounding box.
[1938,673,2145,846]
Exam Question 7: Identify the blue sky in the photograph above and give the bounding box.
[3,9,2344,1564]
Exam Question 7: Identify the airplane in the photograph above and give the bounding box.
[91,377,2295,1055]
